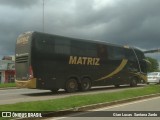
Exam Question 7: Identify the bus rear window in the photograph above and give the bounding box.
[17,35,29,45]
[16,34,30,54]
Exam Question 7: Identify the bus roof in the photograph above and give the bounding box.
[20,31,142,52]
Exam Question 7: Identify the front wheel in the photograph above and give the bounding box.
[65,78,78,93]
[130,77,137,87]
[79,78,91,91]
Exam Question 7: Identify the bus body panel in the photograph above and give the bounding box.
[15,31,147,90]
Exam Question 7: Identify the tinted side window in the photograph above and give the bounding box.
[34,36,55,54]
[125,49,136,61]
[97,44,107,58]
[71,41,97,57]
[55,39,71,55]
[108,46,125,60]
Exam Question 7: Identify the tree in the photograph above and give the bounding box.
[146,57,159,72]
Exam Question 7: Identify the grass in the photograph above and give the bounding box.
[0,85,159,112]
[0,83,16,88]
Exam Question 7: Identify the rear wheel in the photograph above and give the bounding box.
[79,78,91,91]
[65,78,78,93]
[130,77,137,87]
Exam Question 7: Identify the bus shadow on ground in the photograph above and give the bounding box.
[22,84,146,97]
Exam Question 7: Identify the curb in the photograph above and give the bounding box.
[42,93,160,117]
[0,87,18,90]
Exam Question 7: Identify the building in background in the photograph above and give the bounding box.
[0,56,15,83]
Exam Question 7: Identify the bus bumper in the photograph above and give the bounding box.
[15,78,36,88]
[130,72,147,83]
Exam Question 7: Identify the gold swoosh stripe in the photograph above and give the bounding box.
[130,72,147,82]
[97,59,128,81]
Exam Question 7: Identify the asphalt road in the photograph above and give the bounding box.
[52,96,160,120]
[0,85,145,105]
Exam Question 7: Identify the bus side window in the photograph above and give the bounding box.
[34,37,55,55]
[85,43,97,57]
[108,46,125,60]
[97,44,107,58]
[71,41,97,57]
[55,39,71,55]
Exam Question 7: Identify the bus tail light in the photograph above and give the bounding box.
[29,66,34,79]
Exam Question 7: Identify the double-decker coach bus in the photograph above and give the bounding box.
[15,31,147,93]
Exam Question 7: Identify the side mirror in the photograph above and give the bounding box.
[143,59,151,64]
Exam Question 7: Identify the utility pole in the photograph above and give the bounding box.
[42,0,45,32]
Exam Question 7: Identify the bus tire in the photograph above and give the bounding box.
[79,78,91,91]
[65,78,78,93]
[50,89,59,93]
[130,77,137,87]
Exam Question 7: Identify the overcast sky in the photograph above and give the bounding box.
[0,0,160,60]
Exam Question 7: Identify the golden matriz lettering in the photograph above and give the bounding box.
[69,56,100,65]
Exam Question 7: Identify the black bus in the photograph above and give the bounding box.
[15,31,147,92]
